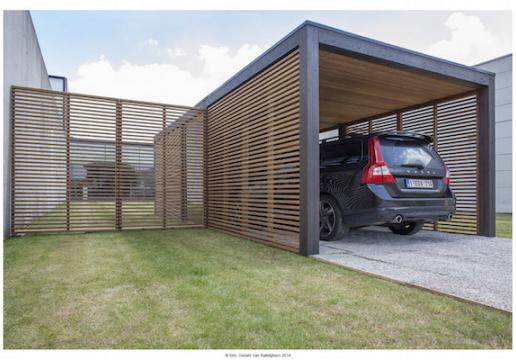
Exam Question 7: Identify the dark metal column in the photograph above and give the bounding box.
[338,124,346,139]
[478,78,496,237]
[299,25,320,256]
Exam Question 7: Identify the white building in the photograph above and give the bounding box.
[3,11,53,237]
[475,54,512,214]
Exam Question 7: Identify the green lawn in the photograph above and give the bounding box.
[496,213,512,238]
[24,200,203,233]
[4,229,512,349]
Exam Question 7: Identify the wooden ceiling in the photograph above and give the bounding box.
[319,50,478,130]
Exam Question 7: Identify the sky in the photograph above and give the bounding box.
[31,11,512,106]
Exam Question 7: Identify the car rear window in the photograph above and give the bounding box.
[379,138,437,168]
[321,141,362,168]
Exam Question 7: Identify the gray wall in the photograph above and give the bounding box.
[476,54,512,213]
[3,11,52,238]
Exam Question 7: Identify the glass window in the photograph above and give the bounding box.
[49,76,67,92]
[380,138,437,168]
[319,129,338,142]
[321,141,362,168]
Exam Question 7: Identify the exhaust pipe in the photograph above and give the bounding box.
[393,215,403,224]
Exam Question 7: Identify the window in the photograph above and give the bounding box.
[49,75,68,92]
[319,129,338,142]
[321,141,362,168]
[379,138,437,168]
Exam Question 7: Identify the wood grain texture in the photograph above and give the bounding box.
[207,51,301,251]
[11,86,205,234]
[319,50,478,129]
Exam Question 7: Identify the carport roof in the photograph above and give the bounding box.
[318,49,478,129]
[197,21,495,119]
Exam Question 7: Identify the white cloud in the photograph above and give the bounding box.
[426,12,507,65]
[198,44,264,82]
[167,48,186,57]
[143,38,159,47]
[69,43,266,105]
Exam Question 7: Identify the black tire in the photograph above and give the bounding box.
[319,194,348,241]
[388,221,424,235]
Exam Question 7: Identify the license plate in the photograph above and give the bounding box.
[406,179,434,189]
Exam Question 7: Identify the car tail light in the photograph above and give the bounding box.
[443,164,450,185]
[361,137,395,184]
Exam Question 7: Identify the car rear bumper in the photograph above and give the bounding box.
[344,204,455,226]
[343,185,456,226]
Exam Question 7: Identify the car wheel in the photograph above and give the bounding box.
[388,221,424,235]
[319,195,348,241]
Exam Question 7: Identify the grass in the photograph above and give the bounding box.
[25,200,202,232]
[496,213,512,239]
[4,229,512,349]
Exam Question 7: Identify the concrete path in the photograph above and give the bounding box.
[314,227,512,311]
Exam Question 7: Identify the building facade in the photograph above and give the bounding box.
[476,54,512,213]
[3,11,53,238]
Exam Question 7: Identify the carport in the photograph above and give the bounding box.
[197,21,495,256]
[10,21,495,257]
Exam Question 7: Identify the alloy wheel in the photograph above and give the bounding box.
[319,200,336,237]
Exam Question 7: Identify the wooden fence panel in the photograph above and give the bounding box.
[370,114,397,133]
[436,95,479,234]
[206,50,301,251]
[11,86,205,235]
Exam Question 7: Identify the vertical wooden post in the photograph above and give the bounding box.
[396,112,402,131]
[203,111,209,227]
[181,124,188,223]
[266,109,274,237]
[432,103,439,231]
[162,106,167,229]
[368,119,372,133]
[115,100,122,230]
[10,88,16,236]
[241,118,249,233]
[64,94,71,231]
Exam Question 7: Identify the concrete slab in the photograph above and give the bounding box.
[314,227,512,311]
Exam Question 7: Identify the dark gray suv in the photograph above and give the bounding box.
[319,132,456,240]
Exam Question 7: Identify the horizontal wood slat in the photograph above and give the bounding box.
[207,50,301,251]
[11,86,205,235]
[436,95,478,234]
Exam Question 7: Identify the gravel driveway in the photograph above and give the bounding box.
[314,227,512,311]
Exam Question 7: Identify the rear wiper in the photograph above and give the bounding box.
[400,163,425,170]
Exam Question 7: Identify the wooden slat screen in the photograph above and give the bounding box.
[435,95,478,234]
[370,114,397,133]
[399,105,437,231]
[346,121,369,135]
[154,111,205,227]
[206,50,301,251]
[401,106,434,136]
[11,86,205,235]
[342,92,479,235]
